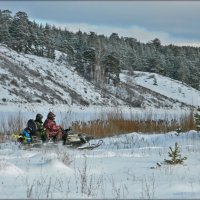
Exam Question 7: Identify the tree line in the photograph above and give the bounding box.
[1,10,200,89]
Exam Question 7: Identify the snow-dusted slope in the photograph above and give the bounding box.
[0,44,198,109]
[0,44,123,106]
[120,71,200,107]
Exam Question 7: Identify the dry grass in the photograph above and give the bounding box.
[71,110,196,138]
[0,109,196,142]
[0,134,5,143]
[0,112,26,143]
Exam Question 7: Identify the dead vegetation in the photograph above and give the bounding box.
[0,109,196,142]
[71,110,195,138]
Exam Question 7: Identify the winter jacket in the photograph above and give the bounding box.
[23,128,32,143]
[43,119,62,138]
[35,120,47,142]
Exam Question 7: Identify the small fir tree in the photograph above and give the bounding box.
[164,142,187,164]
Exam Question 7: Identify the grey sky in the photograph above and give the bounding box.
[1,1,200,46]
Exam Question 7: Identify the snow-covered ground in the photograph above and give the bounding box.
[120,71,200,107]
[1,44,200,199]
[0,130,200,199]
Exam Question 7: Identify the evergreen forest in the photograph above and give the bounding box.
[1,10,200,90]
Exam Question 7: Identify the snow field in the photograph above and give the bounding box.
[0,131,200,199]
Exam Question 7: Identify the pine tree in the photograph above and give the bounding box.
[82,47,96,81]
[164,142,187,164]
[102,53,120,85]
[9,11,30,52]
[2,9,200,91]
[36,24,45,56]
[27,21,39,54]
[0,10,12,45]
[43,23,55,59]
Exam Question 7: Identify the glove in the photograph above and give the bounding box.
[64,127,72,133]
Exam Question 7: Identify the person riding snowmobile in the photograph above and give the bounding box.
[22,127,32,143]
[43,112,63,142]
[34,113,47,143]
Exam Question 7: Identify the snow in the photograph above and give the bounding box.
[120,71,200,107]
[0,44,197,129]
[0,131,200,198]
[0,45,113,106]
[1,44,199,110]
[0,50,196,128]
[0,45,200,198]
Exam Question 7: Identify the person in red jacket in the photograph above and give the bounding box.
[43,112,63,142]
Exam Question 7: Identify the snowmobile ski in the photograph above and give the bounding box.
[78,139,103,150]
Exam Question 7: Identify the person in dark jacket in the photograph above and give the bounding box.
[34,113,47,143]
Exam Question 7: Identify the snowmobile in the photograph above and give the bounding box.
[12,128,103,150]
[62,128,103,150]
[11,133,43,149]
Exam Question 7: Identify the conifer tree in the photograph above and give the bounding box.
[1,9,200,90]
[43,23,55,58]
[0,10,12,45]
[165,142,187,164]
[9,11,30,52]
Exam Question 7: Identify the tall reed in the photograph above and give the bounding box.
[71,109,196,138]
[0,109,196,141]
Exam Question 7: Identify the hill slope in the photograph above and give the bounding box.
[0,44,199,109]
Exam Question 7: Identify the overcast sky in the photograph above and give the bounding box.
[1,1,200,46]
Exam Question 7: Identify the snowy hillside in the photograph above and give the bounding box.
[0,44,122,107]
[120,71,200,107]
[0,44,199,111]
[0,130,200,199]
